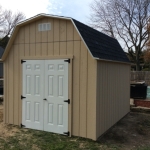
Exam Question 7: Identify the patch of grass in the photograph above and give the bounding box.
[0,112,150,150]
[137,146,150,150]
[0,127,124,150]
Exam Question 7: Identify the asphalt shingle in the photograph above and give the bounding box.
[72,19,129,63]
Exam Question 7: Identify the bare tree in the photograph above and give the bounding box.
[142,22,150,69]
[0,5,25,48]
[89,0,150,70]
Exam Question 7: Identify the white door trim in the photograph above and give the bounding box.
[22,59,69,134]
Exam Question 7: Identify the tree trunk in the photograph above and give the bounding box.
[136,60,140,71]
[135,47,141,71]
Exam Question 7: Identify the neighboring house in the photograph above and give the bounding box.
[1,14,130,141]
[0,46,4,78]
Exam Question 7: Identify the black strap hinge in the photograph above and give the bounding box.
[21,60,26,64]
[64,99,70,104]
[21,95,26,99]
[20,124,25,128]
[64,59,70,63]
[63,131,70,136]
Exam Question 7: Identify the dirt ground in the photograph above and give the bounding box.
[99,112,150,150]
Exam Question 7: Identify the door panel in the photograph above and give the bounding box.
[48,76,54,96]
[44,60,68,134]
[22,60,44,130]
[48,103,54,124]
[25,101,31,120]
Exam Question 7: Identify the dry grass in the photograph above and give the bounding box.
[0,103,150,149]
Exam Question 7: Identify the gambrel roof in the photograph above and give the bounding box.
[73,19,129,63]
[1,14,129,63]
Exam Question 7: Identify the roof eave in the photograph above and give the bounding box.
[95,57,131,65]
[17,13,72,27]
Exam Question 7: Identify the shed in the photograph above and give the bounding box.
[1,14,130,140]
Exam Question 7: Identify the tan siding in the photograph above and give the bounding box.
[35,20,41,42]
[54,19,60,41]
[14,29,19,44]
[30,23,36,43]
[72,41,80,136]
[47,18,54,42]
[54,42,60,55]
[60,20,67,41]
[79,42,88,137]
[30,44,36,56]
[35,43,41,56]
[18,27,25,44]
[67,21,74,41]
[25,44,30,56]
[73,27,80,40]
[42,18,48,43]
[96,61,130,139]
[67,41,73,55]
[86,53,97,140]
[19,44,25,124]
[4,17,98,140]
[48,43,54,55]
[42,43,48,55]
[24,25,30,43]
[13,45,19,125]
[8,47,14,124]
[68,59,73,136]
[60,42,66,55]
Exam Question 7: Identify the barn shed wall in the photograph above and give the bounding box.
[4,17,97,140]
[96,61,130,139]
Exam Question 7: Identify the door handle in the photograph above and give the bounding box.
[43,98,47,100]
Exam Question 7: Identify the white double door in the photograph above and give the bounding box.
[22,60,68,134]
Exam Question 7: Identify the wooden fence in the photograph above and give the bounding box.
[131,71,150,85]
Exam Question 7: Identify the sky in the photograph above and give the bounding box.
[0,0,93,24]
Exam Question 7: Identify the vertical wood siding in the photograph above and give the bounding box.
[96,61,130,139]
[4,17,97,140]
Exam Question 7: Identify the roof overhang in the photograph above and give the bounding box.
[96,58,131,65]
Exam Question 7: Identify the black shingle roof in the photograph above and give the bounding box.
[72,19,129,63]
[0,47,4,58]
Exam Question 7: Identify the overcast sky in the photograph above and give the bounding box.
[0,0,93,23]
